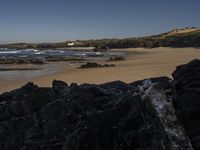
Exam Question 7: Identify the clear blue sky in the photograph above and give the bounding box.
[0,0,200,44]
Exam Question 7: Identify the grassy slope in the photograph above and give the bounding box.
[1,27,200,49]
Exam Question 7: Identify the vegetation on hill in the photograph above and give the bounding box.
[1,27,200,49]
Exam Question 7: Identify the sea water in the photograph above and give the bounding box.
[0,48,114,59]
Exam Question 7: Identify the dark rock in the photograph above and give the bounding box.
[52,80,68,91]
[0,58,45,65]
[109,55,125,61]
[52,80,69,97]
[142,83,193,149]
[80,62,99,68]
[172,59,200,149]
[0,82,56,120]
[130,76,171,90]
[172,59,200,90]
[80,62,116,68]
[93,45,109,52]
[102,64,116,67]
[0,80,175,150]
[100,80,130,93]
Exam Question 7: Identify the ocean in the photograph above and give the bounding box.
[0,48,117,59]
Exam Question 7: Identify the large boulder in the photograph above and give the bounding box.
[52,80,70,98]
[109,56,125,61]
[172,59,200,149]
[80,62,116,68]
[0,80,179,150]
[172,59,200,89]
[142,84,193,150]
[0,82,56,120]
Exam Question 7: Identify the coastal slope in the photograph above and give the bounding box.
[1,27,200,49]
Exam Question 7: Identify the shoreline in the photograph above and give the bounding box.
[0,47,200,93]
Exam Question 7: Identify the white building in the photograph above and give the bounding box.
[67,43,75,46]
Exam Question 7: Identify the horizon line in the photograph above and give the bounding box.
[1,26,199,45]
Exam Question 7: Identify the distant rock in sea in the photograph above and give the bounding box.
[109,55,125,61]
[80,62,116,68]
[0,59,200,149]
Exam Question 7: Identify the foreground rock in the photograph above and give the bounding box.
[172,59,200,149]
[142,84,193,149]
[0,59,200,149]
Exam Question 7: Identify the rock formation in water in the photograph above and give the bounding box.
[0,59,200,150]
[109,56,125,61]
[80,62,116,68]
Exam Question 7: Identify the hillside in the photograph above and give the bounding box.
[159,27,199,37]
[1,27,200,49]
[95,27,200,48]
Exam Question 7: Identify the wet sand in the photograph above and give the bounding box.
[0,47,200,93]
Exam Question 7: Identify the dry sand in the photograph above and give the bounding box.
[0,47,200,93]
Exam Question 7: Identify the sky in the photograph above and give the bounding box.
[0,0,200,44]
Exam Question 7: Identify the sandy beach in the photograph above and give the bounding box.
[0,47,200,93]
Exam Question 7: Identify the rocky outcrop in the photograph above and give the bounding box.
[109,56,125,61]
[0,81,173,150]
[0,58,45,64]
[0,59,200,149]
[172,59,200,149]
[80,62,116,68]
[142,84,193,150]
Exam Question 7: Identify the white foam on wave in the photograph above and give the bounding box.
[35,52,45,55]
[22,49,38,52]
[0,51,20,54]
